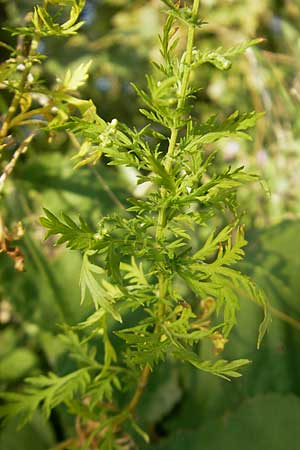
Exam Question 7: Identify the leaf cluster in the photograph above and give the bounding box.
[0,1,270,447]
[0,0,90,154]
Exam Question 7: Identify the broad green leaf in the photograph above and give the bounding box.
[153,394,300,450]
[136,364,182,426]
[0,349,38,382]
[0,413,55,450]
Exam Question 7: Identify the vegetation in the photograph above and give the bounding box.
[0,1,300,449]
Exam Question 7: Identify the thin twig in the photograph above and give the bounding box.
[68,131,126,210]
[0,131,36,193]
[90,165,126,211]
[49,439,77,450]
[270,305,300,331]
[126,365,151,414]
[262,50,298,65]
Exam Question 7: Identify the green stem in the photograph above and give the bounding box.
[156,4,200,355]
[269,305,300,331]
[0,37,38,148]
[157,0,201,291]
[164,2,199,172]
[123,0,202,428]
[178,0,200,107]
[158,0,200,233]
[126,365,151,414]
[9,106,51,128]
[0,73,29,140]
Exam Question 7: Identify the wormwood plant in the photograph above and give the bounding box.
[0,0,91,193]
[0,0,270,448]
[0,0,93,269]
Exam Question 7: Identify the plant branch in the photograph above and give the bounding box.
[9,106,51,128]
[90,166,126,211]
[126,365,151,414]
[157,0,201,306]
[68,132,126,210]
[269,305,300,331]
[164,0,200,172]
[0,131,36,193]
[0,37,37,146]
[122,2,202,424]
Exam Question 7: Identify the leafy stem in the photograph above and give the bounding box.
[157,0,201,314]
[126,365,151,414]
[121,2,203,421]
[165,0,200,171]
[0,37,37,146]
[0,0,272,447]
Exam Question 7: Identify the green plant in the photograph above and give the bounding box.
[0,0,92,193]
[0,0,97,275]
[188,0,300,227]
[0,1,270,448]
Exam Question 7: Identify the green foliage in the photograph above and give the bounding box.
[0,0,90,158]
[161,0,205,28]
[0,368,91,427]
[79,252,122,321]
[62,60,92,91]
[0,0,274,448]
[197,0,300,226]
[192,38,264,71]
[12,0,85,37]
[0,348,39,382]
[153,394,300,450]
[149,220,300,447]
[0,414,55,450]
[40,209,94,251]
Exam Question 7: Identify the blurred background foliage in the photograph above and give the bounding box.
[0,0,300,448]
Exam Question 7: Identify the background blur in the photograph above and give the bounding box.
[1,1,300,449]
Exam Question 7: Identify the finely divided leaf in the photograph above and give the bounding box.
[80,253,122,322]
[62,60,92,92]
[40,208,94,250]
[0,369,90,427]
